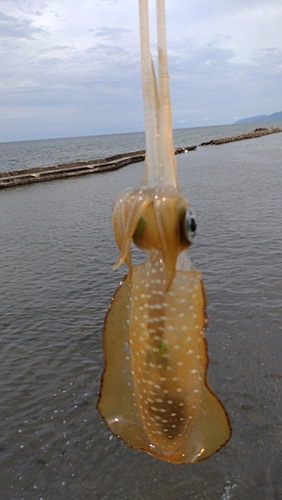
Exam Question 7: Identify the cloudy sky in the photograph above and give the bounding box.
[1,0,282,142]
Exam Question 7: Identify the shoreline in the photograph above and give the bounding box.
[0,127,280,189]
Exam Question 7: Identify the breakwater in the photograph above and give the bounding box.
[200,126,281,146]
[0,151,146,189]
[0,127,280,189]
[0,146,196,189]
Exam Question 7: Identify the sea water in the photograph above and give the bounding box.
[0,123,282,499]
[1,121,280,172]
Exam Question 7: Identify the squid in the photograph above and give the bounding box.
[97,0,231,464]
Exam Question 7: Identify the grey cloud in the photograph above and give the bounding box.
[1,0,281,141]
[169,39,235,81]
[87,42,127,57]
[207,34,232,47]
[100,0,119,4]
[88,26,131,41]
[206,0,282,11]
[252,46,282,64]
[0,10,45,39]
[170,40,282,127]
[52,45,77,51]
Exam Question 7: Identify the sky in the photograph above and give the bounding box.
[1,0,282,142]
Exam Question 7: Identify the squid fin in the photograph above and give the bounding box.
[97,274,148,449]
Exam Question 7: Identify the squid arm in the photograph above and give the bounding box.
[97,0,231,464]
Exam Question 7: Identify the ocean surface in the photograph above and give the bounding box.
[0,121,281,172]
[1,123,282,500]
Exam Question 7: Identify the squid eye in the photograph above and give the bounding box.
[185,208,197,244]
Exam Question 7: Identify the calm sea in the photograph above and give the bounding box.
[1,123,282,500]
[0,121,281,172]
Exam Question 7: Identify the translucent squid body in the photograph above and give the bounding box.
[97,0,231,464]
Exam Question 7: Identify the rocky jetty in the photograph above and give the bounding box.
[0,127,280,189]
[0,151,146,189]
[0,146,196,189]
[175,145,197,154]
[200,127,281,146]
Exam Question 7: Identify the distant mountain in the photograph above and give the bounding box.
[235,110,282,124]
